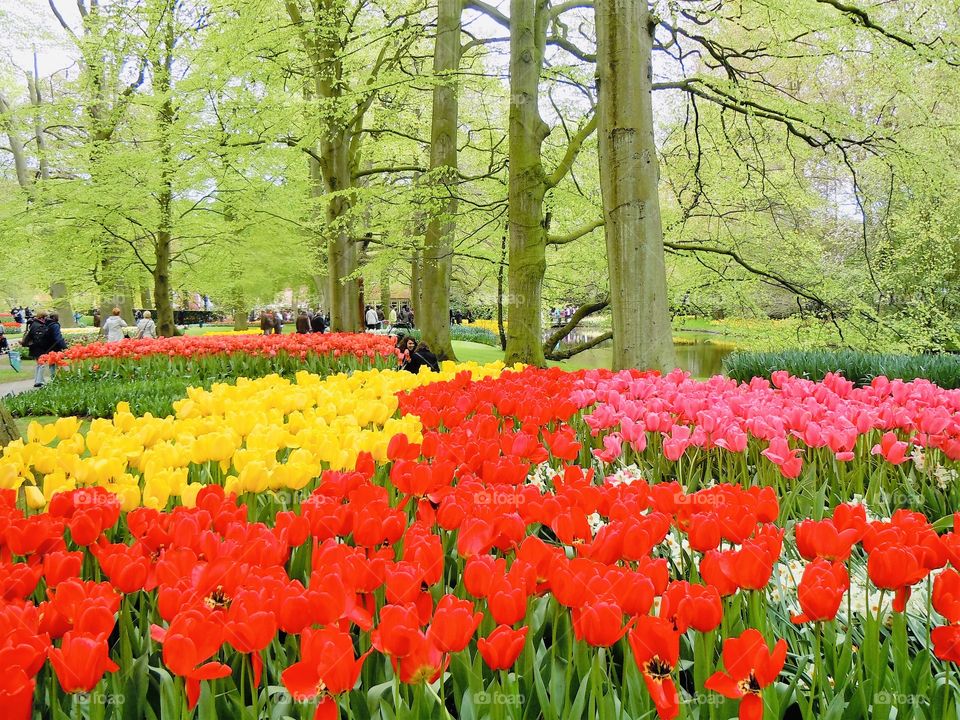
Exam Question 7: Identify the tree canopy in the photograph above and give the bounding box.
[1,0,959,363]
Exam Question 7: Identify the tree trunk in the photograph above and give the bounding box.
[596,0,675,372]
[140,281,153,310]
[28,52,49,182]
[504,0,550,366]
[98,277,135,322]
[311,274,329,312]
[50,283,75,327]
[152,5,177,338]
[0,93,31,189]
[379,266,392,316]
[420,0,462,360]
[0,403,19,448]
[497,232,507,350]
[410,248,422,325]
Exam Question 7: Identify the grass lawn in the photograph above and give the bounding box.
[451,341,508,366]
[452,340,610,370]
[0,357,36,384]
[13,415,60,440]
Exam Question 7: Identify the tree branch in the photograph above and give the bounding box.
[546,112,598,188]
[463,0,510,30]
[546,330,613,360]
[815,0,959,65]
[547,217,604,245]
[353,164,427,180]
[543,296,610,358]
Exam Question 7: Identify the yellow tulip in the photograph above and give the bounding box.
[23,485,46,510]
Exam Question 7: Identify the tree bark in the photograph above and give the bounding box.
[504,0,551,366]
[496,232,507,350]
[0,404,19,448]
[420,0,462,360]
[0,92,31,189]
[410,248,422,324]
[322,137,360,331]
[152,1,177,337]
[140,281,152,310]
[595,0,675,371]
[50,283,76,327]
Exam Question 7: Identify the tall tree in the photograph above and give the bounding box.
[595,0,673,371]
[282,0,422,331]
[420,0,462,359]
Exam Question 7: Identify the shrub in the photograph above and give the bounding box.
[399,325,501,348]
[724,349,960,388]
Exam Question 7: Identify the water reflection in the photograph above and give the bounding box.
[548,329,733,378]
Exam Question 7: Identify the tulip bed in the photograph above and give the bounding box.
[3,365,960,719]
[39,333,399,381]
[4,334,402,419]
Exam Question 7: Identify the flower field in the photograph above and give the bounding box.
[3,361,960,719]
[40,333,399,380]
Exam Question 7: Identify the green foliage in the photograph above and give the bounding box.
[402,325,500,348]
[3,376,200,418]
[724,349,960,388]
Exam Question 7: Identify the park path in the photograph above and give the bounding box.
[0,379,36,398]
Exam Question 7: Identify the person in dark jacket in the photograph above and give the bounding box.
[295,311,311,334]
[310,310,326,333]
[260,310,275,335]
[401,341,440,374]
[23,311,58,386]
[45,313,68,382]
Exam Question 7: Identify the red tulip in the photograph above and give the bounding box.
[705,629,787,720]
[934,568,960,624]
[0,667,34,720]
[477,625,528,671]
[573,600,630,647]
[659,581,722,633]
[427,595,482,653]
[932,625,960,663]
[628,615,680,720]
[48,632,118,693]
[282,627,370,720]
[791,559,848,624]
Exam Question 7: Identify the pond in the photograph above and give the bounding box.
[548,329,735,378]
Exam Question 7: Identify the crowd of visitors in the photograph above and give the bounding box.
[259,308,328,335]
[549,305,579,327]
[364,304,415,331]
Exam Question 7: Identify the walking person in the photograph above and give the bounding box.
[273,311,283,334]
[100,308,129,343]
[365,305,379,331]
[136,311,157,339]
[44,313,68,382]
[22,311,57,386]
